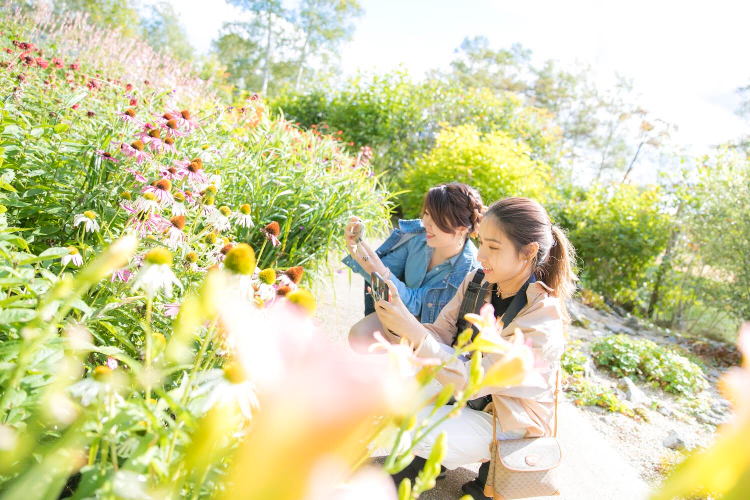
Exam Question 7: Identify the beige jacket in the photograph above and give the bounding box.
[415,270,565,437]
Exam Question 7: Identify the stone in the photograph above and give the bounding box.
[625,316,641,329]
[605,323,636,336]
[657,404,674,417]
[663,430,686,450]
[696,412,723,426]
[617,377,648,406]
[588,405,607,415]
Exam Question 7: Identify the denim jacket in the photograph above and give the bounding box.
[342,219,480,324]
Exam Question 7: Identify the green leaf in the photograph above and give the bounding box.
[64,91,88,109]
[53,123,70,134]
[18,247,70,265]
[0,308,37,324]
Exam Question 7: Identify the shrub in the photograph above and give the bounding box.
[565,377,635,418]
[399,124,554,217]
[555,183,672,308]
[272,71,561,180]
[592,335,708,396]
[561,341,589,376]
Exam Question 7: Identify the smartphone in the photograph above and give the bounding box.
[370,271,390,303]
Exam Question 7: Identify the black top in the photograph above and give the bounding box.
[491,285,516,321]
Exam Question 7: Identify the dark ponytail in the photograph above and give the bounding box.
[485,197,578,322]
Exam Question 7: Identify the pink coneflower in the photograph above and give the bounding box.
[125,168,147,184]
[163,215,186,249]
[261,221,281,247]
[110,268,133,283]
[152,135,177,154]
[179,158,208,187]
[163,302,181,317]
[159,164,186,181]
[125,83,133,92]
[119,108,141,125]
[161,117,186,137]
[217,243,234,263]
[51,58,63,68]
[169,109,201,131]
[69,61,79,71]
[119,140,151,165]
[95,149,119,163]
[142,179,174,204]
[35,57,49,69]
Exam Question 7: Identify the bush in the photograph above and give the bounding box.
[592,335,708,396]
[272,71,561,180]
[561,341,588,376]
[399,124,554,217]
[554,183,672,308]
[565,377,635,418]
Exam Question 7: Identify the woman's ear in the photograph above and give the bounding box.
[524,242,540,262]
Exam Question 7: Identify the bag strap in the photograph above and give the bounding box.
[453,270,488,344]
[490,368,561,445]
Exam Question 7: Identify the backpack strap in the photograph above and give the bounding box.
[453,270,489,345]
[498,273,536,329]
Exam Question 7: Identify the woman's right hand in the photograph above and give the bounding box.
[344,216,364,250]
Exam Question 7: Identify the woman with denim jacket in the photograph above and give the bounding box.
[343,183,483,352]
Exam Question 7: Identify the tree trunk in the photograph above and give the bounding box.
[595,123,615,181]
[646,207,682,319]
[621,140,644,182]
[295,29,311,91]
[261,9,273,96]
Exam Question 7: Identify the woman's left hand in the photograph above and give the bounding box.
[374,280,426,345]
[347,239,387,277]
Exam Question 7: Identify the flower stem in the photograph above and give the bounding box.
[145,297,153,401]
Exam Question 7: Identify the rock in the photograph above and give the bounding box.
[591,329,606,337]
[617,377,648,406]
[625,316,641,329]
[696,412,723,426]
[588,406,607,415]
[663,430,686,450]
[708,368,721,379]
[605,323,636,336]
[657,405,674,417]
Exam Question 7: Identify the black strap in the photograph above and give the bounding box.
[453,270,489,345]
[459,273,537,412]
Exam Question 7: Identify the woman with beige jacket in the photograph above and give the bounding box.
[371,197,577,499]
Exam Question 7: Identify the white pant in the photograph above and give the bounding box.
[400,380,525,470]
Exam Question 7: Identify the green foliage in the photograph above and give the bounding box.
[272,71,560,180]
[566,377,635,418]
[555,182,672,307]
[592,335,708,396]
[139,1,195,61]
[561,341,589,376]
[400,123,553,217]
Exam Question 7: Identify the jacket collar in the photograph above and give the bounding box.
[396,219,426,234]
[445,239,479,288]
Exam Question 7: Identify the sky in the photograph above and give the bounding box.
[168,0,750,157]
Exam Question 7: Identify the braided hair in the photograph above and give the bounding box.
[422,183,485,236]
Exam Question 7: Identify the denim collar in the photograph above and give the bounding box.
[396,218,426,234]
[444,239,478,288]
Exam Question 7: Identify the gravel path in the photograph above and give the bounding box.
[314,268,652,500]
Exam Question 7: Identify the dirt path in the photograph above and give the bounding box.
[314,269,651,500]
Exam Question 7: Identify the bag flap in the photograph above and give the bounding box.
[496,437,561,472]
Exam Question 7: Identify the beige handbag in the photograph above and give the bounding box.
[484,371,562,499]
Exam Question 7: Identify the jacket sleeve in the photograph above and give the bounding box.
[342,235,410,284]
[415,293,564,400]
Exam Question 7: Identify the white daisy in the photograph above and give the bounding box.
[133,193,161,213]
[131,248,183,299]
[73,211,100,233]
[232,203,255,228]
[61,247,83,267]
[191,365,260,420]
[69,366,124,407]
[207,206,232,232]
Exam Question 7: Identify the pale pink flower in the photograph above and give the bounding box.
[110,268,133,283]
[368,331,441,379]
[125,168,147,184]
[119,141,151,165]
[163,302,181,317]
[142,179,174,205]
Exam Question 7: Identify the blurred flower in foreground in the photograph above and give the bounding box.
[219,302,406,500]
[652,323,750,500]
[368,331,441,379]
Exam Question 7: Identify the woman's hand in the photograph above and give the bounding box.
[344,217,387,276]
[374,280,427,346]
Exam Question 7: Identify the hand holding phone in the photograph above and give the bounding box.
[369,271,391,303]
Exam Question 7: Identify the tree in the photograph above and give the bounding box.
[226,0,289,96]
[139,2,194,61]
[53,0,141,38]
[432,37,530,94]
[293,0,363,90]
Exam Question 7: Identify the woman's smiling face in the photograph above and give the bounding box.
[422,209,463,249]
[476,217,531,284]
